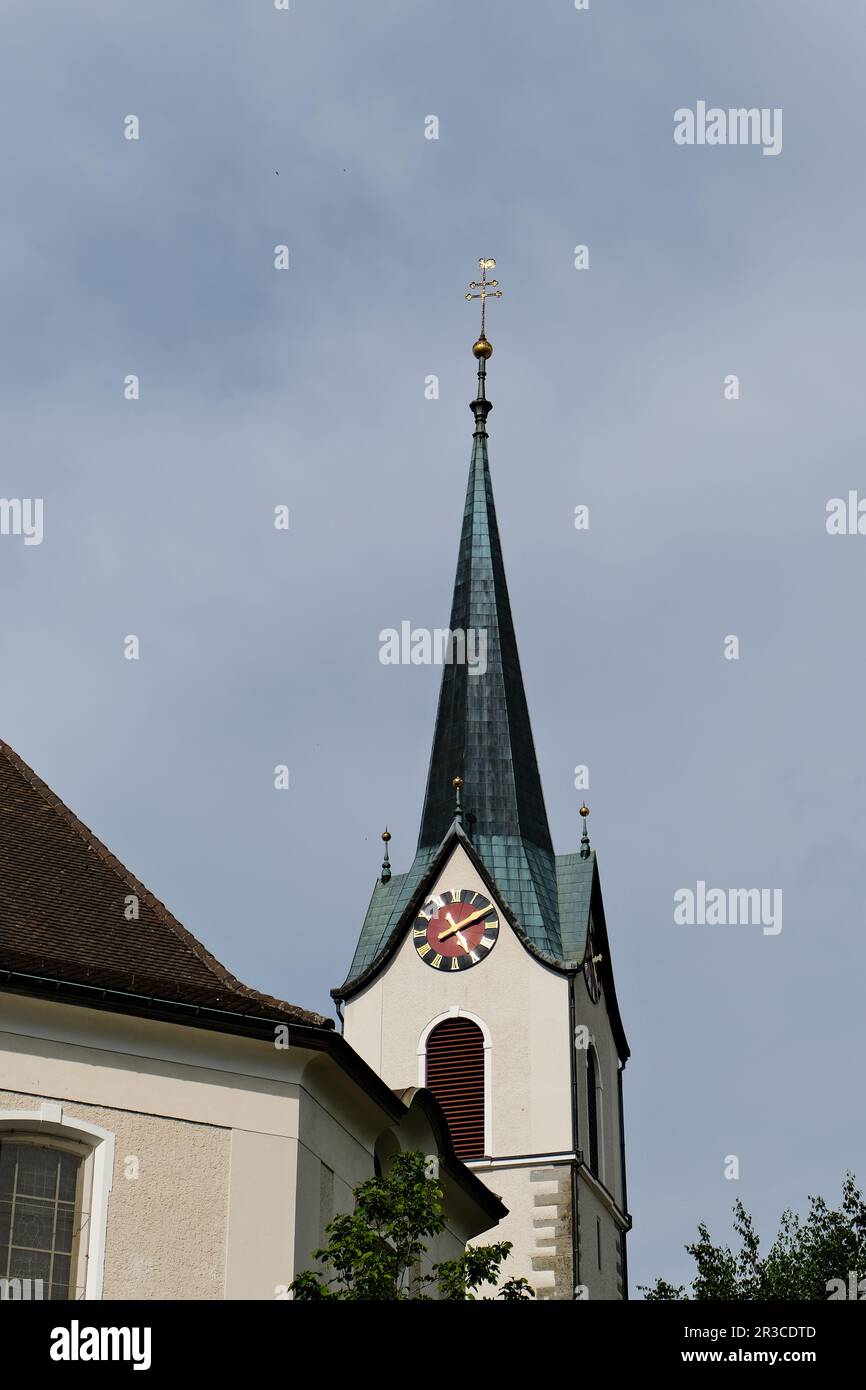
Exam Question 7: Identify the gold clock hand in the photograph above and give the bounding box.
[455,902,494,931]
[437,903,493,942]
[437,912,457,941]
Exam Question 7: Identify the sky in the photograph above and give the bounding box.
[2,0,865,1295]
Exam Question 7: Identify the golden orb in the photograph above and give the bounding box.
[472,336,493,360]
[452,776,464,789]
[381,829,391,842]
[579,804,590,818]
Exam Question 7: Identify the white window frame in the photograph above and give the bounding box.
[417,1007,492,1158]
[0,1103,114,1300]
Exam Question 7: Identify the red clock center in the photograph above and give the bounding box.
[427,901,489,958]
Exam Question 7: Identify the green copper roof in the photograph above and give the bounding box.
[344,846,438,984]
[469,836,559,957]
[417,354,553,857]
[339,824,595,993]
[556,851,596,962]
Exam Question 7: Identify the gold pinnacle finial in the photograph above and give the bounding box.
[380,827,392,882]
[466,257,502,357]
[579,803,591,859]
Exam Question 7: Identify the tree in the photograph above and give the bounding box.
[290,1150,534,1301]
[640,1173,866,1300]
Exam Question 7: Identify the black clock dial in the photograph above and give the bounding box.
[413,890,499,971]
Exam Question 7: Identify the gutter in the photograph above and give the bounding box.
[0,966,331,1031]
[0,967,406,1121]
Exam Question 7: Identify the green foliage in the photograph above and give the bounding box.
[436,1242,534,1301]
[290,1150,534,1301]
[640,1173,866,1301]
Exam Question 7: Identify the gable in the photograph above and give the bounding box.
[337,825,577,998]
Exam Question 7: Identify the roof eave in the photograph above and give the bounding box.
[0,972,506,1221]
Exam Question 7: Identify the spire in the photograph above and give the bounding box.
[417,260,553,856]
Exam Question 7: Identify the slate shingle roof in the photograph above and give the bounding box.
[344,847,438,983]
[341,825,594,993]
[417,358,553,860]
[555,851,596,962]
[0,739,328,1026]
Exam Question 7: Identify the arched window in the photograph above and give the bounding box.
[373,1129,400,1179]
[424,1017,485,1160]
[0,1106,114,1300]
[586,1049,600,1178]
[0,1138,86,1299]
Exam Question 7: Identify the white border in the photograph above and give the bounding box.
[417,1006,492,1157]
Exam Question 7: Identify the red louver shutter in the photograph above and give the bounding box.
[424,1018,485,1160]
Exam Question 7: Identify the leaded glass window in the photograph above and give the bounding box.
[0,1140,84,1299]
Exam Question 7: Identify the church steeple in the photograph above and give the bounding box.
[339,259,623,981]
[418,267,553,857]
[335,266,631,1304]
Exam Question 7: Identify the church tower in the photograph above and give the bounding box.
[333,263,631,1300]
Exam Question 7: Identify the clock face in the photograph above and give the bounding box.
[413,890,500,972]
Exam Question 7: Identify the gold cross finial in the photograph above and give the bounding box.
[466,257,502,354]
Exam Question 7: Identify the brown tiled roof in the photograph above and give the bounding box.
[0,739,328,1027]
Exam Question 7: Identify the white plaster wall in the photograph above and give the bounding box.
[0,1089,228,1300]
[225,1128,297,1300]
[290,1062,490,1287]
[343,845,631,1300]
[465,1163,573,1299]
[578,1174,627,1300]
[462,1163,626,1301]
[572,965,629,1299]
[0,992,485,1300]
[0,994,304,1299]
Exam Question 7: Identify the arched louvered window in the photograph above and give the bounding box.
[586,1049,600,1177]
[424,1017,485,1160]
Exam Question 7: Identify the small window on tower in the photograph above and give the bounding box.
[587,1049,600,1178]
[424,1018,485,1160]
